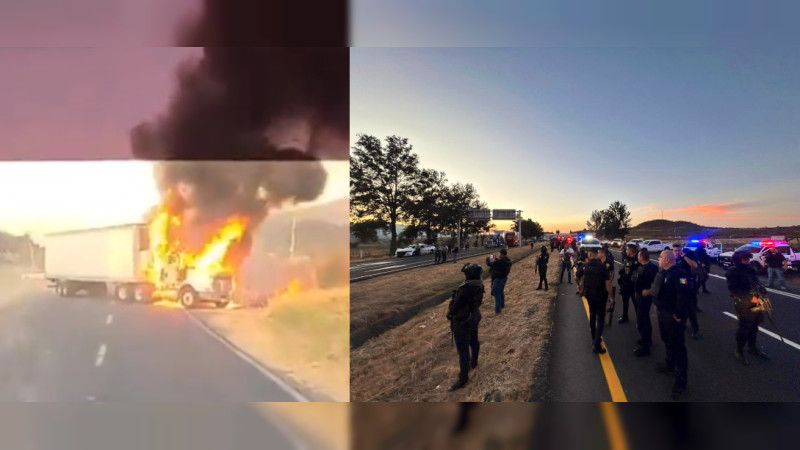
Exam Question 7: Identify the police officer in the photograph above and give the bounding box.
[696,247,712,294]
[634,248,659,356]
[434,246,441,264]
[617,244,641,324]
[535,245,549,291]
[447,263,485,391]
[598,248,616,322]
[652,250,692,400]
[577,248,613,353]
[674,245,702,339]
[725,250,770,366]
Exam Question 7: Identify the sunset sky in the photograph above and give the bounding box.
[351,47,800,232]
[0,161,348,241]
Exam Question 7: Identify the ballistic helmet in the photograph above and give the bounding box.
[461,263,482,280]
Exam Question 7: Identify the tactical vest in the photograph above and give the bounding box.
[582,260,607,298]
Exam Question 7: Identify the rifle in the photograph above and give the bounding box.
[449,289,457,348]
[752,287,786,344]
[607,286,617,327]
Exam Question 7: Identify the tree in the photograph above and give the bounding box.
[602,201,632,240]
[350,220,383,244]
[586,201,632,240]
[512,218,544,240]
[402,168,448,243]
[438,182,478,242]
[350,134,420,255]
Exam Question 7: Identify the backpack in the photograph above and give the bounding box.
[582,261,607,298]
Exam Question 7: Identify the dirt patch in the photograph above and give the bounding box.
[192,286,349,401]
[352,403,539,449]
[350,251,558,401]
[254,403,348,450]
[350,247,534,333]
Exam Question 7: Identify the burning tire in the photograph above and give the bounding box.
[114,285,132,302]
[178,286,200,308]
[133,285,154,304]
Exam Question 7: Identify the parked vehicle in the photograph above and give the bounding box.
[395,244,435,257]
[43,224,234,308]
[626,238,644,247]
[611,239,624,248]
[683,239,723,261]
[578,238,603,252]
[719,238,799,272]
[639,240,672,253]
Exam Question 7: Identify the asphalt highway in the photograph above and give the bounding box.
[0,403,300,450]
[0,290,306,402]
[547,248,800,401]
[350,246,510,280]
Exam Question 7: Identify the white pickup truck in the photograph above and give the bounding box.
[639,239,672,252]
[683,239,724,261]
[719,239,800,272]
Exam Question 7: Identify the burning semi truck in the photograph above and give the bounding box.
[43,210,248,308]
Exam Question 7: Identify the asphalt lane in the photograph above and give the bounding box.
[548,248,800,401]
[350,246,511,279]
[0,290,301,402]
[0,403,298,450]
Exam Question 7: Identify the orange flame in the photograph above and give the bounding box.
[145,202,248,291]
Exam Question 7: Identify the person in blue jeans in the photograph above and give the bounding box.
[486,248,512,314]
[558,245,575,285]
[764,247,788,290]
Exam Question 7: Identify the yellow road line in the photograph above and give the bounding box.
[573,266,628,402]
[599,403,629,450]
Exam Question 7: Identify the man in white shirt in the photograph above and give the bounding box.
[558,246,575,285]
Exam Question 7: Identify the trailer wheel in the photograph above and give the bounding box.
[178,286,199,308]
[63,282,77,297]
[133,285,153,304]
[114,285,132,302]
[56,282,65,297]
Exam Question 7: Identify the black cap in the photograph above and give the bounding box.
[732,250,753,263]
[461,263,482,280]
[500,248,508,255]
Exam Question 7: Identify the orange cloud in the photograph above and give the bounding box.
[639,201,754,224]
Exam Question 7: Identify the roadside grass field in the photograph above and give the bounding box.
[350,250,559,401]
[350,247,534,333]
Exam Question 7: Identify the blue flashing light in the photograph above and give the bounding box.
[690,239,700,243]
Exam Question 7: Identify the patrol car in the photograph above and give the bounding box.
[682,239,723,262]
[577,238,603,251]
[718,238,799,272]
[611,239,624,248]
[395,244,435,257]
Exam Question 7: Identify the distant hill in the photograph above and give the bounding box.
[630,219,800,240]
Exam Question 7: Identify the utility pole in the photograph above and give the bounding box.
[518,210,523,247]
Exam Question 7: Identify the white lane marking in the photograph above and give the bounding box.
[105,314,113,325]
[722,312,800,351]
[183,311,311,402]
[87,396,96,401]
[94,344,107,367]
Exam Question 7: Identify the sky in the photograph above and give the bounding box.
[351,47,800,233]
[352,0,800,47]
[0,47,201,159]
[0,160,349,241]
[0,0,197,46]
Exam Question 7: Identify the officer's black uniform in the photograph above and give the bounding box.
[653,263,692,398]
[434,248,441,264]
[447,264,485,391]
[677,250,701,337]
[725,255,768,364]
[618,250,641,323]
[696,248,712,294]
[535,247,549,291]
[634,260,659,355]
[577,257,610,353]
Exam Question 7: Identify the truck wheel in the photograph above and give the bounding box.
[133,285,153,304]
[178,286,199,308]
[56,282,65,297]
[216,300,230,309]
[114,285,132,302]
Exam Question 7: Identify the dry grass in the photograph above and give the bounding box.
[350,247,534,332]
[255,403,348,450]
[350,250,558,402]
[192,286,349,401]
[353,403,539,450]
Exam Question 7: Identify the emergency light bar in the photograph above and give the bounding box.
[751,240,787,246]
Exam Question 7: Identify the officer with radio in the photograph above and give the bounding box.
[617,244,641,324]
[577,249,613,354]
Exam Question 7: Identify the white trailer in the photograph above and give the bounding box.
[43,224,233,307]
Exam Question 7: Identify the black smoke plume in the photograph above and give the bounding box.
[176,0,348,47]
